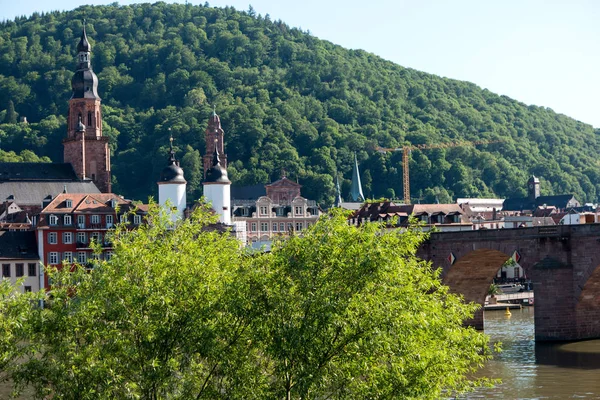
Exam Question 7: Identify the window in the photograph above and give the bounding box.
[24,286,32,293]
[287,223,293,232]
[295,206,303,216]
[120,214,127,223]
[91,215,100,224]
[49,215,58,225]
[296,222,303,231]
[133,215,141,225]
[78,215,85,228]
[63,232,73,244]
[48,232,57,244]
[63,252,73,263]
[106,215,114,228]
[87,111,92,126]
[2,264,10,277]
[77,252,87,263]
[261,222,268,232]
[48,252,59,265]
[15,264,23,277]
[105,252,113,261]
[272,223,278,232]
[77,232,87,244]
[28,263,37,277]
[64,214,72,225]
[66,200,72,208]
[251,222,257,232]
[90,232,102,243]
[260,206,268,216]
[276,207,286,216]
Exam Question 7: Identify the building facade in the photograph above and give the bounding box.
[37,193,147,289]
[233,177,321,246]
[0,231,41,292]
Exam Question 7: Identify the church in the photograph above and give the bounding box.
[0,25,110,227]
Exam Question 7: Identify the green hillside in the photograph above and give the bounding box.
[0,2,599,205]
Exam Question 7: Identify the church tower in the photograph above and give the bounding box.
[203,110,227,178]
[63,24,111,193]
[158,137,187,222]
[203,145,231,225]
[527,175,540,201]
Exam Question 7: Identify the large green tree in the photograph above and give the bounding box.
[6,205,494,399]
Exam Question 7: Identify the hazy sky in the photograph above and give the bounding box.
[2,0,599,127]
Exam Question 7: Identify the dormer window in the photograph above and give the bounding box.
[49,215,58,225]
[66,200,72,208]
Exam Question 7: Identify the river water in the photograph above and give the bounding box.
[467,307,600,399]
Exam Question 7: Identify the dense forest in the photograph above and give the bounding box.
[0,2,599,205]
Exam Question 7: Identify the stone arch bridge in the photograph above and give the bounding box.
[417,224,600,342]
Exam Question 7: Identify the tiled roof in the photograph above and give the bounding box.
[0,181,100,206]
[231,184,266,200]
[0,163,78,181]
[0,231,38,260]
[38,193,146,227]
[503,195,579,212]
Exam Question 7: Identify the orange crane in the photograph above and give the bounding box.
[375,139,503,205]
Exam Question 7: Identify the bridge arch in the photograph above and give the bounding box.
[419,224,600,340]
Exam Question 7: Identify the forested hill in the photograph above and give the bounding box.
[0,2,599,205]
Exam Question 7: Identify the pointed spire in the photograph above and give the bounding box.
[335,174,343,207]
[350,153,364,202]
[77,21,91,53]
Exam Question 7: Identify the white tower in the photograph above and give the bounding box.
[203,147,231,224]
[157,137,187,222]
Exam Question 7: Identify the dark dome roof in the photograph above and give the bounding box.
[160,162,186,184]
[205,149,230,184]
[77,26,91,52]
[71,69,100,99]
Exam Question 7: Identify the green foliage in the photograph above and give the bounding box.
[0,3,598,204]
[4,205,494,399]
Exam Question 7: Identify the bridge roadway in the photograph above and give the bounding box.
[416,223,600,342]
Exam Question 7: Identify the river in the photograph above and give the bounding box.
[467,307,600,399]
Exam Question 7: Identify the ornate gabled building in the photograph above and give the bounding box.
[232,174,321,247]
[63,24,111,194]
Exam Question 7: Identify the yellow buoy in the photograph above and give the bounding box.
[505,307,512,317]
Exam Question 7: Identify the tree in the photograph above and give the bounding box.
[6,205,495,399]
[11,203,264,399]
[252,209,495,399]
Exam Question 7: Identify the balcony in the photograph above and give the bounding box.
[76,241,88,248]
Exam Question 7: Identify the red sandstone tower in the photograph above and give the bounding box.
[203,110,227,178]
[63,24,111,193]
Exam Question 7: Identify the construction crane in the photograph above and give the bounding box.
[375,139,503,205]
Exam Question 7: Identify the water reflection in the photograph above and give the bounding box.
[466,307,600,399]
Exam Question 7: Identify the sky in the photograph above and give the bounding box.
[1,0,599,128]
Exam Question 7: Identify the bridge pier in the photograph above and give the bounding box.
[532,263,578,341]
